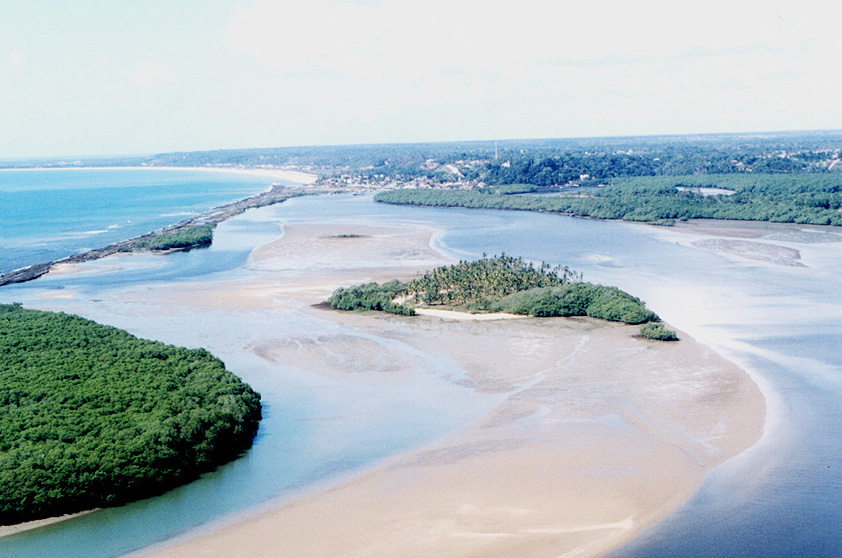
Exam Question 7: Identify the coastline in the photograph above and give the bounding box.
[0,510,100,539]
[0,166,319,287]
[119,222,765,558]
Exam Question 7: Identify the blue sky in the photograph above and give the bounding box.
[2,0,841,158]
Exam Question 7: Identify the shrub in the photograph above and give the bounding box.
[640,322,679,341]
[327,280,414,315]
[123,224,215,252]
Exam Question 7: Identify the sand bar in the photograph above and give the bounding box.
[668,219,842,266]
[128,221,764,558]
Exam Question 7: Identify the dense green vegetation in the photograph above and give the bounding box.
[402,255,581,309]
[0,303,261,525]
[639,322,679,341]
[328,280,415,315]
[121,224,215,252]
[375,172,842,225]
[328,255,659,326]
[489,284,656,324]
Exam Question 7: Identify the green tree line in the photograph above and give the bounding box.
[374,172,842,225]
[120,224,215,252]
[0,303,261,525]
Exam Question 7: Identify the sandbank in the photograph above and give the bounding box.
[129,221,764,558]
[668,219,842,266]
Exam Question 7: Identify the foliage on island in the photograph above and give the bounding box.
[328,255,660,326]
[0,303,262,525]
[639,322,679,341]
[328,280,416,315]
[374,172,842,226]
[488,283,657,324]
[120,223,215,252]
[403,255,582,309]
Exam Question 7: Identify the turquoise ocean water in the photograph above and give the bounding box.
[0,168,275,274]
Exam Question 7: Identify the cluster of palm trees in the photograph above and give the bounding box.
[404,254,581,308]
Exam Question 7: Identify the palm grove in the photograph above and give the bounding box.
[328,255,677,340]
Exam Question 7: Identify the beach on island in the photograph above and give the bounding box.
[94,220,766,558]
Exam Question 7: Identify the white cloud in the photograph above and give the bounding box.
[219,0,842,142]
[10,49,25,69]
[225,0,379,73]
[130,59,177,86]
[224,0,822,77]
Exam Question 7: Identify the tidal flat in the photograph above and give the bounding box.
[120,222,764,558]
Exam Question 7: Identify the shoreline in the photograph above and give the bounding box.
[0,510,100,540]
[0,166,320,287]
[413,308,524,321]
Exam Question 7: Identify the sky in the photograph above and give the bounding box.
[2,0,841,158]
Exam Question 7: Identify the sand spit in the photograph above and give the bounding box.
[132,222,764,558]
[0,167,317,287]
[670,219,842,266]
[691,238,804,266]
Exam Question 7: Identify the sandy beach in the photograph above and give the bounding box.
[124,221,765,558]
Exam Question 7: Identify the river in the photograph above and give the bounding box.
[1,191,841,556]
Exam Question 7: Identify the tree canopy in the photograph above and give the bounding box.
[328,255,664,327]
[374,172,842,226]
[0,303,261,525]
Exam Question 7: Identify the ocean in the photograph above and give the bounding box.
[0,168,276,275]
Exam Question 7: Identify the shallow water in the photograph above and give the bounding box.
[1,191,842,556]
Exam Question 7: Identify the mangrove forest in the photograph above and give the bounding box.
[0,303,262,525]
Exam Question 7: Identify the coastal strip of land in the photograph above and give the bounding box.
[0,166,319,287]
[123,222,765,558]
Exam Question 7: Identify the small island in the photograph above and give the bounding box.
[328,255,678,340]
[0,303,262,525]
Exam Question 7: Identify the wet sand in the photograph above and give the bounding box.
[132,222,765,558]
[671,219,842,267]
